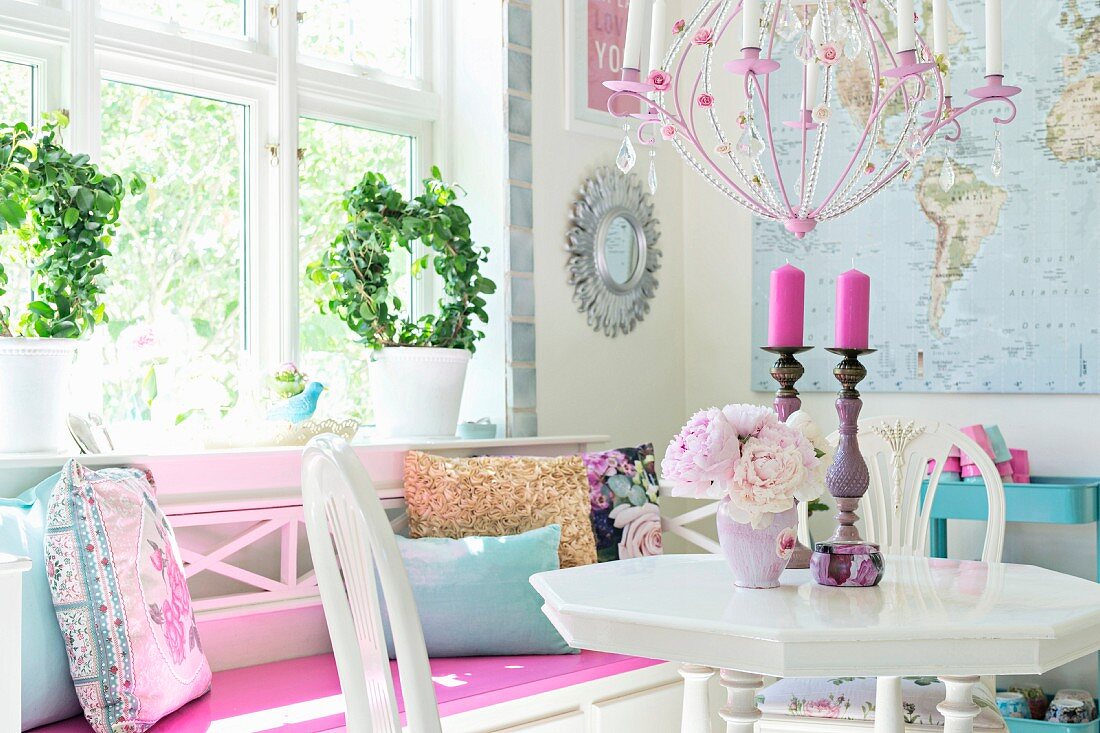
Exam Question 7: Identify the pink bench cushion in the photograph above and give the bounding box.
[31,652,662,732]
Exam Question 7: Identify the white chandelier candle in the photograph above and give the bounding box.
[604,0,1022,238]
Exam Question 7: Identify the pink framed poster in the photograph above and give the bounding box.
[565,0,633,137]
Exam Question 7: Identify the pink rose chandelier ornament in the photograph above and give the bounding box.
[608,0,1020,238]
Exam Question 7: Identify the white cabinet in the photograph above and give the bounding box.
[0,554,31,732]
[592,682,684,731]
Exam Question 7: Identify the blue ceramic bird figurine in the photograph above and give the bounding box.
[267,381,325,423]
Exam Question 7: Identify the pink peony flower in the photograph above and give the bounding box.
[691,27,714,46]
[697,93,715,107]
[776,527,797,559]
[804,699,842,718]
[721,403,774,437]
[660,124,677,140]
[725,436,808,527]
[647,69,671,90]
[672,18,686,34]
[662,408,740,496]
[610,503,663,558]
[817,42,842,66]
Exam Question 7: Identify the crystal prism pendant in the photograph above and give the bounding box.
[845,23,863,59]
[648,151,658,194]
[616,124,637,174]
[796,31,816,63]
[991,128,1003,177]
[903,130,926,163]
[939,155,955,192]
[776,2,800,41]
[737,122,767,159]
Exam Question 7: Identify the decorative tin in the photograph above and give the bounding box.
[1009,686,1049,720]
[996,692,1031,719]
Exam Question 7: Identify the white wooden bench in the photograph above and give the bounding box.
[5,436,717,732]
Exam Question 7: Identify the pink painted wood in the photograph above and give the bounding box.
[31,652,661,732]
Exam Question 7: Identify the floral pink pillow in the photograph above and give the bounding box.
[45,461,211,733]
[583,444,663,562]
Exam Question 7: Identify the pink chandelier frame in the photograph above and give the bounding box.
[606,0,1021,238]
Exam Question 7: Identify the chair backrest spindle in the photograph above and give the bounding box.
[302,435,443,733]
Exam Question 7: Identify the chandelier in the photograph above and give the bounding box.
[606,0,1020,238]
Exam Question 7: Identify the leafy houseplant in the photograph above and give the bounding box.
[307,166,495,352]
[307,167,496,436]
[0,112,144,452]
[0,112,144,338]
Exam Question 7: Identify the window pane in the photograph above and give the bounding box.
[100,0,245,36]
[0,59,33,124]
[298,117,412,422]
[94,81,246,425]
[299,0,413,77]
[0,60,34,338]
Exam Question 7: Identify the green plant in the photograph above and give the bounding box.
[0,111,145,338]
[307,166,495,353]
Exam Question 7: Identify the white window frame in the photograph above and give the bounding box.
[0,0,442,414]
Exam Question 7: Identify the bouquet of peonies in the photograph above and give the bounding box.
[661,404,830,529]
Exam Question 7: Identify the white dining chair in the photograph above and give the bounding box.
[302,435,443,733]
[756,416,1008,733]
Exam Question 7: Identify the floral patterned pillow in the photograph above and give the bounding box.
[583,444,663,562]
[45,461,211,733]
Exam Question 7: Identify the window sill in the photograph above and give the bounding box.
[0,434,610,508]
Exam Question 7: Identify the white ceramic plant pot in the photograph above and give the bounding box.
[368,346,471,437]
[0,337,79,453]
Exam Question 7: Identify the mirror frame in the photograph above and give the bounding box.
[566,167,662,337]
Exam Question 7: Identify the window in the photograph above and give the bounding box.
[94,81,247,422]
[298,118,412,421]
[0,58,35,338]
[0,59,33,124]
[99,0,246,37]
[0,0,436,436]
[299,0,414,78]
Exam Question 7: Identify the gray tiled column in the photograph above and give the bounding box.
[505,0,537,438]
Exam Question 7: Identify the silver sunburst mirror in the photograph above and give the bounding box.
[566,167,661,337]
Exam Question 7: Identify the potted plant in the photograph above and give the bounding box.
[0,112,144,452]
[307,167,495,437]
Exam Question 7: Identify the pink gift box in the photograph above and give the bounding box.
[926,456,962,476]
[960,464,982,480]
[1010,448,1031,484]
[959,425,995,467]
[996,460,1013,477]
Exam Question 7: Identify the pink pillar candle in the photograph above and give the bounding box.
[767,263,806,348]
[834,269,870,349]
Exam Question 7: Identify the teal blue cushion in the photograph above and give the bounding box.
[383,524,574,657]
[0,473,81,729]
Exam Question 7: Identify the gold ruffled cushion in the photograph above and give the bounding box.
[403,451,598,568]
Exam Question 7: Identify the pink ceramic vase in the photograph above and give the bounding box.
[716,499,799,589]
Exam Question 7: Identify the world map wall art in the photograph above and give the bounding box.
[751,0,1099,394]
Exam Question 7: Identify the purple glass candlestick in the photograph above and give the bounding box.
[761,345,813,569]
[811,348,884,588]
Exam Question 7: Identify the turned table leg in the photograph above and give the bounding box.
[679,664,716,733]
[719,669,764,733]
[874,677,904,733]
[937,676,981,733]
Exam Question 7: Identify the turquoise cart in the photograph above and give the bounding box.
[926,477,1100,732]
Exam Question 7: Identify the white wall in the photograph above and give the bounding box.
[530,1,687,455]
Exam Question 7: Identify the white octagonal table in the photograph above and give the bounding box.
[531,555,1100,733]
